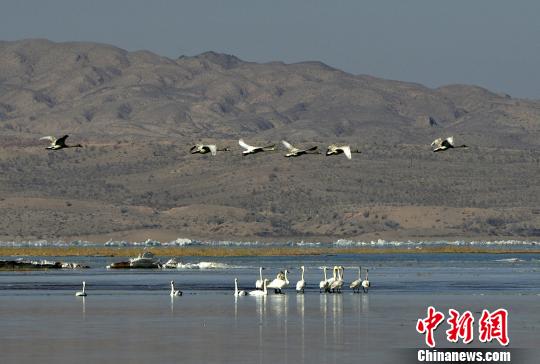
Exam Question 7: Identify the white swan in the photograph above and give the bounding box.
[325,145,360,159]
[330,266,344,293]
[40,135,83,150]
[349,266,362,293]
[282,140,319,157]
[234,278,247,296]
[267,269,290,294]
[249,279,269,296]
[75,281,87,297]
[255,267,266,290]
[431,136,468,152]
[170,280,183,296]
[296,266,306,293]
[238,139,275,155]
[190,144,229,156]
[361,269,371,293]
[325,266,338,290]
[319,266,330,293]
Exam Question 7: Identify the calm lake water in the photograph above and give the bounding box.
[1,253,539,363]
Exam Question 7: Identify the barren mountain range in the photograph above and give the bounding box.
[0,39,538,242]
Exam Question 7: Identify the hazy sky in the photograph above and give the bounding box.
[1,0,539,98]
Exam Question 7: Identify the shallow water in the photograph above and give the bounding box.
[1,253,539,363]
[1,253,539,294]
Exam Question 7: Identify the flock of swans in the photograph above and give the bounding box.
[75,265,371,298]
[41,135,466,156]
[239,265,371,297]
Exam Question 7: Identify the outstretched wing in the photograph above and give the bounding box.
[341,146,352,159]
[40,136,56,143]
[281,140,295,151]
[445,136,454,146]
[431,138,443,147]
[238,139,253,150]
[208,145,217,156]
[56,135,69,146]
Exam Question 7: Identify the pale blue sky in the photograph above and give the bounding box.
[1,0,539,98]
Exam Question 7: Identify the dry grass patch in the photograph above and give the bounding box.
[0,246,538,257]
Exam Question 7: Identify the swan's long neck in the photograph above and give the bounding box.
[170,282,174,293]
[234,279,239,294]
[284,270,289,283]
[333,266,337,280]
[366,270,369,281]
[358,267,361,280]
[323,267,327,281]
[259,267,263,281]
[82,282,86,293]
[301,267,304,280]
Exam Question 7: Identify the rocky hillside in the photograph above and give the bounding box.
[0,39,538,242]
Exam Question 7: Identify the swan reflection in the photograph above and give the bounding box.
[332,293,343,352]
[255,296,267,364]
[362,293,370,313]
[81,296,86,319]
[320,293,328,348]
[297,294,305,362]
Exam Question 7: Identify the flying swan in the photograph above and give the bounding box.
[40,135,83,150]
[238,139,275,155]
[431,136,468,152]
[325,145,360,159]
[281,140,319,157]
[190,144,229,156]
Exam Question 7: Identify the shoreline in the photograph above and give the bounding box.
[1,246,539,257]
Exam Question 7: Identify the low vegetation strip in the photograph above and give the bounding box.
[0,246,538,257]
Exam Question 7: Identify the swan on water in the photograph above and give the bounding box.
[255,267,266,290]
[330,266,344,293]
[190,144,229,156]
[238,139,275,155]
[349,266,362,293]
[361,268,371,293]
[170,280,183,296]
[75,281,87,297]
[234,278,247,296]
[431,136,468,152]
[319,266,330,293]
[296,266,306,293]
[325,266,338,290]
[40,135,83,150]
[268,269,290,294]
[249,279,269,296]
[325,145,360,159]
[282,140,319,157]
